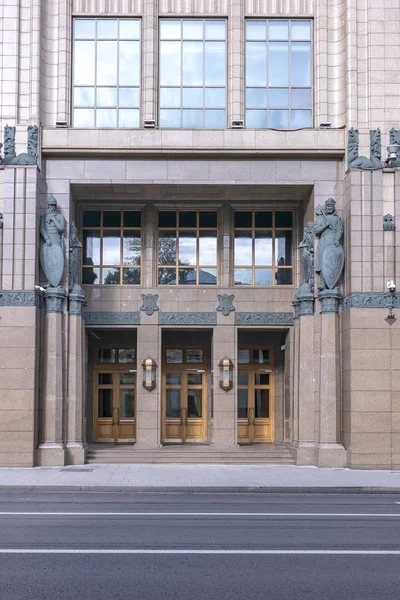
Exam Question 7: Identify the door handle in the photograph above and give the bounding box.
[184,407,188,425]
[116,407,120,425]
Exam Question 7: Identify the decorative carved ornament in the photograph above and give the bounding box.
[343,293,400,310]
[216,294,235,316]
[85,312,140,325]
[140,294,159,316]
[158,312,217,325]
[315,197,344,291]
[0,290,39,307]
[348,128,381,170]
[235,312,294,326]
[383,214,395,231]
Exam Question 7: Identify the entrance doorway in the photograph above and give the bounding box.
[237,347,274,443]
[94,348,136,443]
[162,346,208,443]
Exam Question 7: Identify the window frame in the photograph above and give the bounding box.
[244,18,313,129]
[80,209,142,286]
[158,18,228,129]
[72,17,142,129]
[157,209,218,286]
[233,210,294,286]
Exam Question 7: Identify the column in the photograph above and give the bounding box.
[66,289,86,465]
[291,293,316,465]
[37,286,66,466]
[135,315,161,447]
[315,290,347,467]
[212,312,236,447]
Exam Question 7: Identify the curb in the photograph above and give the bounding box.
[0,485,400,493]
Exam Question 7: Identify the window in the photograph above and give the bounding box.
[82,210,141,285]
[72,19,141,128]
[159,20,226,128]
[234,211,293,285]
[158,211,217,285]
[245,20,312,129]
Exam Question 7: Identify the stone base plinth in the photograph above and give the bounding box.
[66,442,87,465]
[315,443,347,468]
[36,442,65,466]
[289,442,315,465]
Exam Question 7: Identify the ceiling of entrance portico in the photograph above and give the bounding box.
[71,183,313,203]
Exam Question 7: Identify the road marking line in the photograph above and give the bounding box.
[0,512,400,517]
[0,549,400,555]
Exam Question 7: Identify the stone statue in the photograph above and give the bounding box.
[348,128,381,169]
[69,222,83,294]
[383,214,395,231]
[389,129,400,168]
[3,124,38,166]
[39,196,65,288]
[0,142,3,165]
[315,198,344,291]
[298,221,314,293]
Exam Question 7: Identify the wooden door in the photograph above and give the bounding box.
[237,347,274,444]
[162,347,207,444]
[94,368,136,443]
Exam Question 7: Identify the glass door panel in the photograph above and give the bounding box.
[255,388,269,418]
[98,388,113,418]
[166,389,181,418]
[120,389,134,418]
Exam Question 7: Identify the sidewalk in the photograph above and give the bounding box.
[0,463,400,493]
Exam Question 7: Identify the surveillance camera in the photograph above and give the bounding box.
[35,285,46,294]
[387,280,396,293]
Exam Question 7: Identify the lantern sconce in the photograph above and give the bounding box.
[219,357,233,392]
[142,357,157,391]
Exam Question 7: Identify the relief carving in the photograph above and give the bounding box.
[85,312,140,325]
[158,312,217,325]
[389,129,400,167]
[348,128,381,170]
[217,294,235,316]
[383,214,395,231]
[3,125,38,166]
[140,294,159,316]
[235,312,294,326]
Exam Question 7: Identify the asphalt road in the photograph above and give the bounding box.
[0,491,400,600]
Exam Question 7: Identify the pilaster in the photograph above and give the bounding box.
[290,294,316,465]
[315,289,347,468]
[136,315,160,447]
[66,290,87,464]
[36,286,66,466]
[212,313,236,447]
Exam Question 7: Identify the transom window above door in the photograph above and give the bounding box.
[234,211,293,285]
[158,210,217,285]
[81,210,141,285]
[245,20,312,129]
[159,19,226,129]
[72,18,141,128]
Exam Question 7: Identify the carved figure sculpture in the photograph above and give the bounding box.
[298,221,314,292]
[69,222,84,293]
[39,196,65,288]
[383,214,395,231]
[348,128,381,169]
[315,198,344,291]
[3,124,38,165]
[389,129,400,168]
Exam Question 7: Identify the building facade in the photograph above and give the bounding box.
[0,0,400,469]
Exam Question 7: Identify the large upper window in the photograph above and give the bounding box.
[159,20,226,129]
[245,20,312,129]
[82,210,141,285]
[234,211,293,285]
[72,19,141,128]
[158,211,217,285]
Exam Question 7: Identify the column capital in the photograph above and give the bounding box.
[69,285,86,317]
[319,288,342,314]
[44,286,65,313]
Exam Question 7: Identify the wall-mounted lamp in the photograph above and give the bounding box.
[385,144,400,168]
[142,357,157,391]
[219,357,233,392]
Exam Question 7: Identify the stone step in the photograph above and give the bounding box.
[86,444,294,464]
